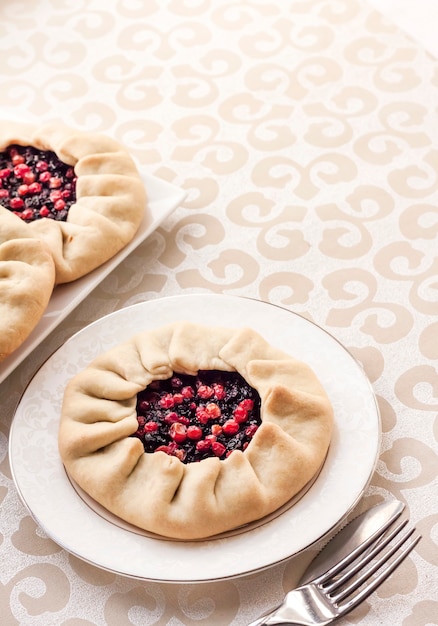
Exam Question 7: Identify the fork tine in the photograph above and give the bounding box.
[323,516,409,594]
[315,504,405,586]
[334,529,421,614]
[331,525,418,602]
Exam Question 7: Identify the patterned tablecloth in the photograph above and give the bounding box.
[0,1,437,624]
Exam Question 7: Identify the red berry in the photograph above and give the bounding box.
[17,184,29,196]
[50,190,62,202]
[49,176,62,188]
[28,182,42,194]
[0,168,11,179]
[222,419,239,436]
[211,424,223,436]
[155,442,179,456]
[9,197,24,210]
[213,383,226,399]
[187,425,203,440]
[240,399,254,411]
[0,189,9,198]
[155,445,171,454]
[39,171,51,183]
[172,393,184,405]
[195,407,210,424]
[245,424,258,438]
[159,393,174,409]
[138,399,150,412]
[20,208,34,220]
[174,448,186,462]
[23,171,36,184]
[177,415,190,426]
[54,199,66,211]
[197,384,214,399]
[196,439,211,453]
[212,441,226,457]
[35,160,49,171]
[205,402,221,418]
[233,406,248,423]
[164,411,179,424]
[11,154,25,166]
[169,422,187,443]
[181,386,194,399]
[144,421,158,433]
[14,163,29,177]
[167,442,179,455]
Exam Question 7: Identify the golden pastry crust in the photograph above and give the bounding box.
[0,221,55,362]
[0,121,148,284]
[58,322,334,540]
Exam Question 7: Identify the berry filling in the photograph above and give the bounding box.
[0,144,77,222]
[132,370,261,463]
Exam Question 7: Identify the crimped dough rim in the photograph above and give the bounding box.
[0,233,55,363]
[58,321,334,540]
[0,121,148,284]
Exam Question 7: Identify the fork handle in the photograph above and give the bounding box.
[246,588,316,626]
[247,608,302,626]
[247,584,334,626]
[246,606,282,626]
[247,603,296,625]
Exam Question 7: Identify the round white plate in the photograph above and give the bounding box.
[9,294,381,583]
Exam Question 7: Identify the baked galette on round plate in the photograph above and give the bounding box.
[59,321,334,540]
[0,120,147,284]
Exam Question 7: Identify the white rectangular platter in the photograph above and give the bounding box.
[0,172,186,384]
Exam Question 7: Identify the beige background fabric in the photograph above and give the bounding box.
[0,0,437,624]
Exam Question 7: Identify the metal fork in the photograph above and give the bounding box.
[248,511,421,625]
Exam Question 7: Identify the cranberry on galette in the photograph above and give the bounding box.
[59,322,334,540]
[0,121,147,284]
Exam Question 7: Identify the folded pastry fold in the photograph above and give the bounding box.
[0,232,55,363]
[59,321,334,540]
[0,120,147,284]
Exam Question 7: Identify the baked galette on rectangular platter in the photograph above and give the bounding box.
[0,120,148,363]
[0,121,148,285]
